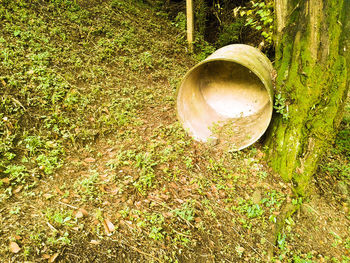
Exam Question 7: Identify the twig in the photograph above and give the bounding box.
[121,242,162,263]
[230,224,263,258]
[303,204,320,215]
[11,97,26,111]
[47,222,58,232]
[58,201,78,210]
[152,200,195,228]
[217,205,277,249]
[172,228,191,238]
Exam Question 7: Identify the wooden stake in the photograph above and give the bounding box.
[186,0,194,52]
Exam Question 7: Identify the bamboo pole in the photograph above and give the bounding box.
[186,0,194,52]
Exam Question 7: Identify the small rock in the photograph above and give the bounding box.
[9,241,21,253]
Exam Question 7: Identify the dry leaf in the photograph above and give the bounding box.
[84,157,95,163]
[43,193,54,199]
[49,252,59,262]
[103,218,115,234]
[61,198,69,203]
[2,178,10,184]
[163,212,173,218]
[78,208,88,216]
[55,186,64,195]
[9,241,21,253]
[90,239,101,245]
[75,210,84,219]
[14,185,23,194]
[195,217,202,223]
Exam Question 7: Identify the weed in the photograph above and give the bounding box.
[133,152,158,194]
[9,206,21,215]
[47,231,71,246]
[277,232,287,250]
[234,0,274,44]
[45,208,75,228]
[173,201,195,222]
[183,156,193,169]
[274,93,290,120]
[236,198,264,218]
[4,164,29,185]
[75,170,102,201]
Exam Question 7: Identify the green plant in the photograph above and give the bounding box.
[277,232,287,250]
[75,170,102,201]
[4,164,29,186]
[10,206,21,215]
[183,156,193,169]
[234,0,274,44]
[173,201,195,222]
[274,93,290,120]
[173,12,186,32]
[45,208,75,227]
[133,152,158,194]
[193,37,216,61]
[217,18,245,47]
[47,231,71,246]
[235,198,264,218]
[334,128,350,159]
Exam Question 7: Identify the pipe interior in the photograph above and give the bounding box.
[177,60,271,148]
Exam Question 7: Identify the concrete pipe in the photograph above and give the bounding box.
[176,44,274,150]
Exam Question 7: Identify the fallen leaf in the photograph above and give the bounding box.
[14,185,23,194]
[9,241,21,253]
[84,157,95,163]
[43,193,54,199]
[236,246,245,254]
[115,212,122,219]
[75,210,84,219]
[78,208,89,216]
[2,178,10,184]
[61,198,69,203]
[55,186,64,195]
[103,218,115,234]
[49,252,59,262]
[42,254,51,259]
[163,212,173,218]
[102,200,110,206]
[90,239,101,245]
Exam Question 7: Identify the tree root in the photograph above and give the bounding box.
[267,200,300,261]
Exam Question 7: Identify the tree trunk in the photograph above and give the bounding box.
[266,0,350,196]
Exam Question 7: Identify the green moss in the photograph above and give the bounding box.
[267,0,349,197]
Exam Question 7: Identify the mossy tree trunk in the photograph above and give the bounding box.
[266,0,350,196]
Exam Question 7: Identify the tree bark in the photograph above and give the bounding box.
[266,0,350,196]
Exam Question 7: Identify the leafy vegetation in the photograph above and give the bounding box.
[0,0,349,262]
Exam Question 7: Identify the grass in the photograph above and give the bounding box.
[0,0,349,262]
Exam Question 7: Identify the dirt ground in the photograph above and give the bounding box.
[0,0,349,262]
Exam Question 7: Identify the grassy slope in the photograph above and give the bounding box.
[0,0,349,262]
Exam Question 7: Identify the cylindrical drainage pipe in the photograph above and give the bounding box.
[176,44,274,150]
